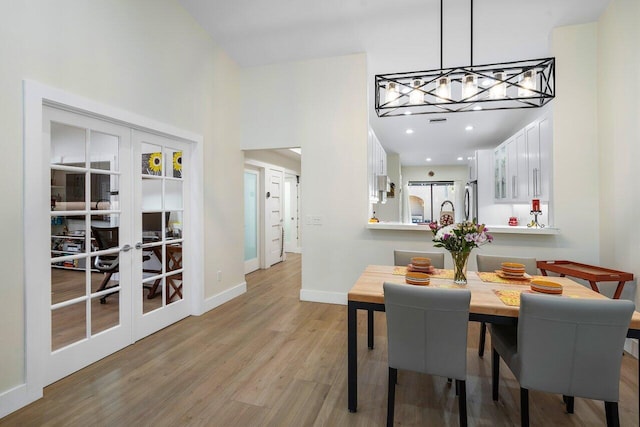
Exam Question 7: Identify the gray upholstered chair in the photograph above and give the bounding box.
[384,282,471,427]
[491,293,635,427]
[475,254,537,357]
[394,250,445,268]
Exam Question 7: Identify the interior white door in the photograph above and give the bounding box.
[45,106,133,385]
[244,169,260,273]
[266,167,284,266]
[132,130,191,340]
[284,173,299,253]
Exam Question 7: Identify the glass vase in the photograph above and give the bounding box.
[450,250,471,285]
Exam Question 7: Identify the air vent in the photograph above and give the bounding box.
[429,118,447,124]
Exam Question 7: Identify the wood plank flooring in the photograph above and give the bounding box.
[3,253,639,426]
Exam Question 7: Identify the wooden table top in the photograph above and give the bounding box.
[348,265,640,330]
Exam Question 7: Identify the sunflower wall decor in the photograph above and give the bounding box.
[173,151,182,178]
[142,152,163,176]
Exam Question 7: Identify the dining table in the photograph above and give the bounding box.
[347,265,640,418]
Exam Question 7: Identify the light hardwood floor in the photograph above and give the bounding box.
[3,253,639,426]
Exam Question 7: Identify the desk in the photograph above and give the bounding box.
[537,260,634,299]
[347,265,640,414]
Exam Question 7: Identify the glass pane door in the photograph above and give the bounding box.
[133,131,189,339]
[45,107,133,385]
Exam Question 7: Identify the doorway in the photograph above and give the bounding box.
[243,148,301,270]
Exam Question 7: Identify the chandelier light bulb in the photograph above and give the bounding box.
[490,71,507,99]
[461,73,478,101]
[409,79,424,105]
[435,76,451,103]
[385,82,401,106]
[518,69,536,97]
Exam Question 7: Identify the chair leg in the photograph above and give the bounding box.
[98,272,114,304]
[520,388,529,427]
[563,395,574,414]
[368,309,374,349]
[387,367,397,427]
[457,380,468,427]
[478,322,487,357]
[604,401,619,427]
[492,347,500,401]
[455,379,459,396]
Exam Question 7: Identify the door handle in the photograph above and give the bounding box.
[120,244,132,252]
[135,242,143,250]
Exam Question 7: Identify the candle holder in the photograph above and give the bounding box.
[528,210,545,228]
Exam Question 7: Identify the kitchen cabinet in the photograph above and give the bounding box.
[494,113,552,203]
[368,128,387,203]
[494,144,506,200]
[468,151,478,182]
[526,114,552,201]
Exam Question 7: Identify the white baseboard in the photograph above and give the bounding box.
[200,281,247,314]
[0,383,41,419]
[299,289,346,305]
[625,338,639,359]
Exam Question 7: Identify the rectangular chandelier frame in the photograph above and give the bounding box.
[375,57,555,117]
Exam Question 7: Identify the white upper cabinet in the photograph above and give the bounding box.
[368,128,387,203]
[494,113,553,203]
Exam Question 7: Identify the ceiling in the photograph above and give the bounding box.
[179,0,610,166]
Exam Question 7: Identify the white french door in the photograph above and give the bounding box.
[45,107,134,384]
[43,108,191,385]
[132,130,190,339]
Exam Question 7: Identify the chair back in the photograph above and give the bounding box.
[91,226,119,271]
[394,250,445,268]
[517,293,635,401]
[476,254,537,275]
[91,226,119,250]
[384,282,470,380]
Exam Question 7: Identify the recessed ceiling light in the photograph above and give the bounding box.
[406,129,414,134]
[465,125,474,131]
[467,156,473,160]
[404,111,412,115]
[457,157,464,161]
[473,105,482,111]
[426,157,432,162]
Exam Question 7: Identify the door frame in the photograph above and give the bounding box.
[22,80,204,406]
[244,159,288,269]
[284,172,301,254]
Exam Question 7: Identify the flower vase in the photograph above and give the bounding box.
[450,251,470,284]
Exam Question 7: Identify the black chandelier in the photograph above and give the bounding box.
[374,0,555,117]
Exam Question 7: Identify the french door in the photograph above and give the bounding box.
[132,130,190,339]
[45,107,190,384]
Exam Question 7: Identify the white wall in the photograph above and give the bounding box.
[550,23,600,264]
[597,0,640,305]
[240,53,369,304]
[0,0,242,404]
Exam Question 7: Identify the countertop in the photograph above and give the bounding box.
[366,222,559,235]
